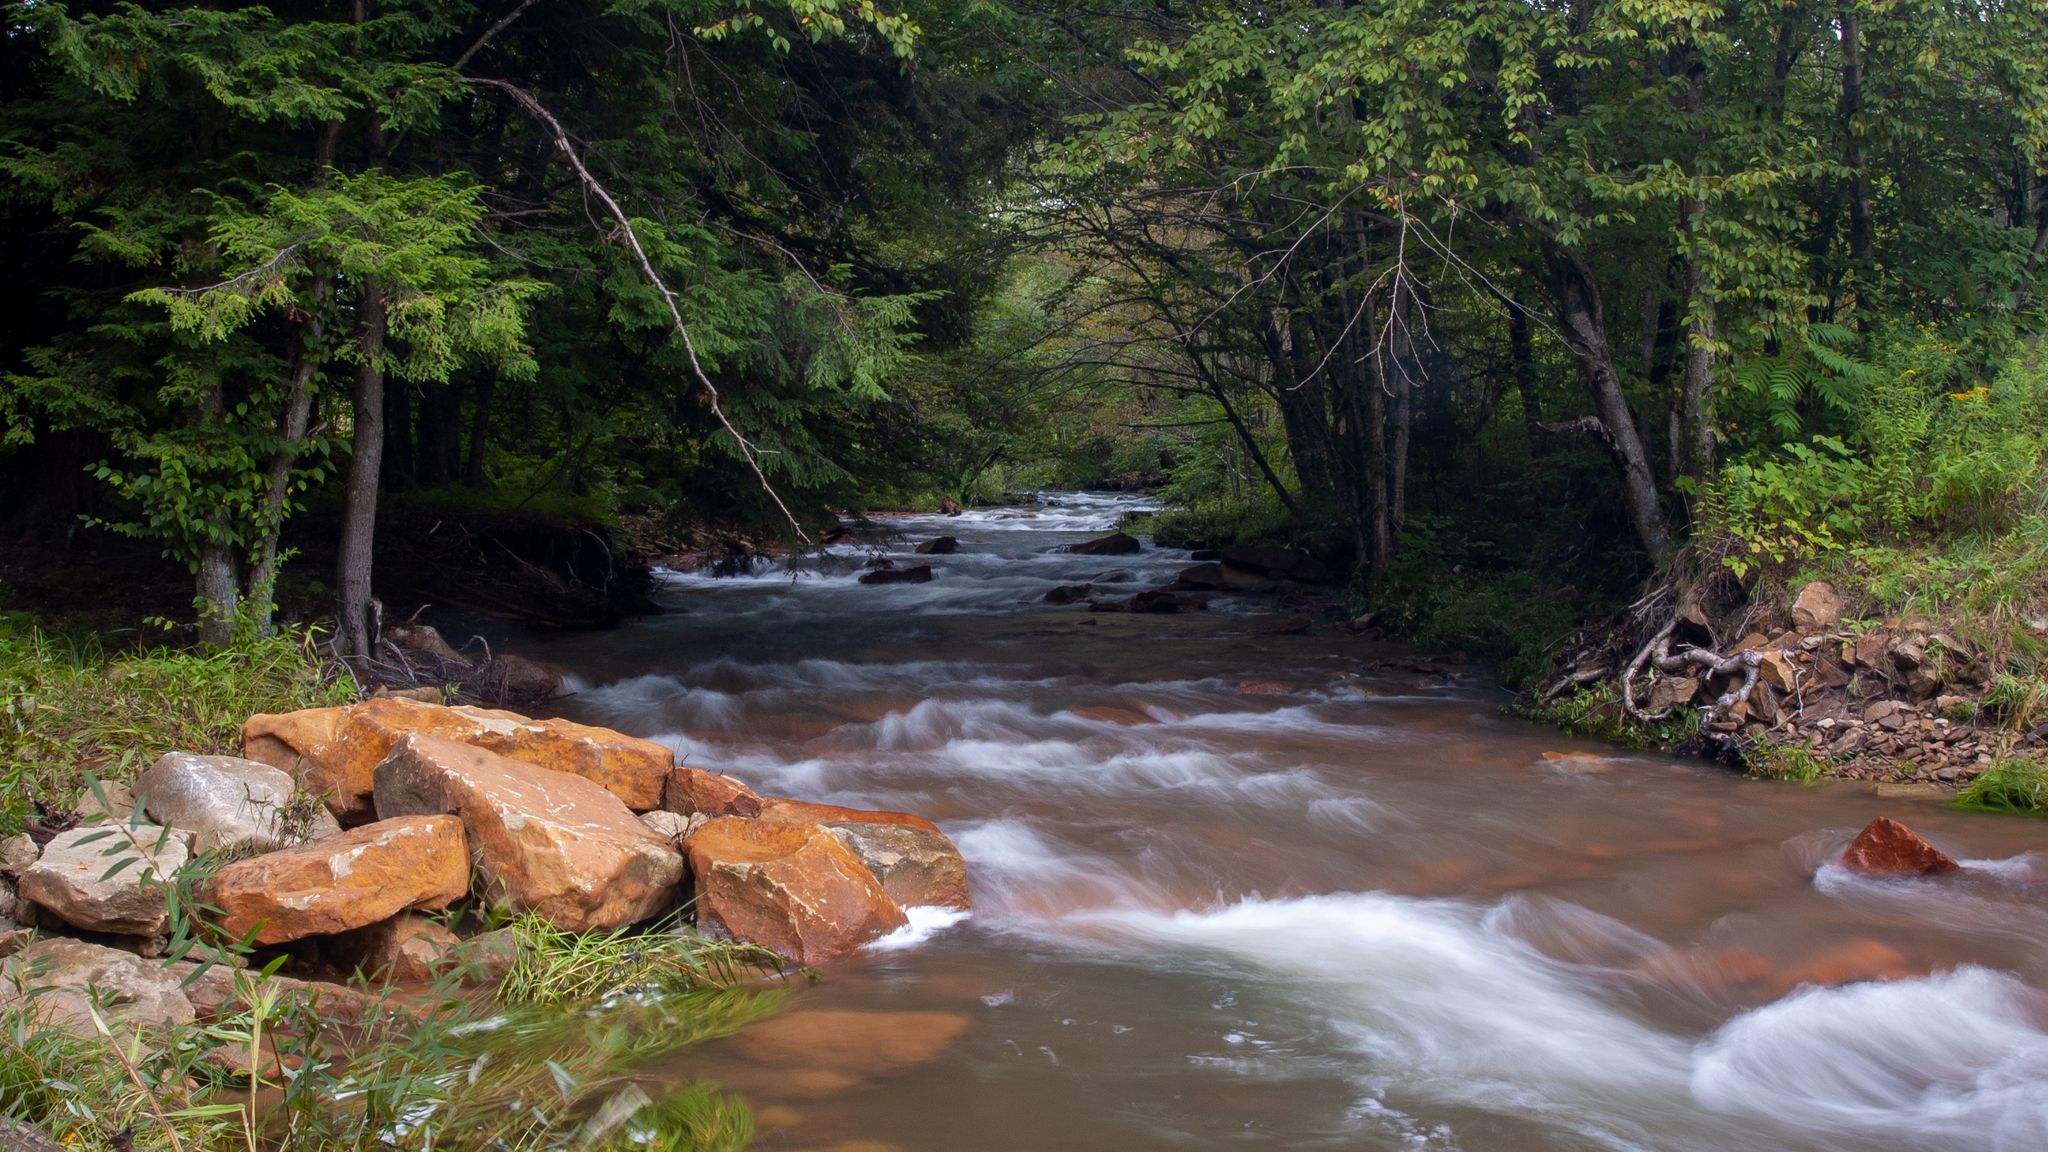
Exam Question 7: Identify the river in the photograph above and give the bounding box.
[521,493,2048,1152]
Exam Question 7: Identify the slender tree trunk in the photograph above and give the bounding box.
[1507,296,1544,458]
[1677,200,1720,486]
[417,380,462,486]
[382,378,413,490]
[338,280,387,661]
[246,284,327,636]
[1841,7,1874,268]
[1548,251,1674,563]
[194,382,239,648]
[1387,291,1414,531]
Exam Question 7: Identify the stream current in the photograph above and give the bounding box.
[524,493,2048,1152]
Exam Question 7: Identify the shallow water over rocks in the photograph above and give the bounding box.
[524,493,2048,1152]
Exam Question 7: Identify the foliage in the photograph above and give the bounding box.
[0,620,353,833]
[1954,758,2048,816]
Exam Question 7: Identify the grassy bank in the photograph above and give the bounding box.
[0,620,356,834]
[1,916,777,1152]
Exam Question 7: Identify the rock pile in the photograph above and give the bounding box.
[0,698,969,1037]
[1573,580,2040,787]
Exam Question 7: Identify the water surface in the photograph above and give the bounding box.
[526,493,2048,1152]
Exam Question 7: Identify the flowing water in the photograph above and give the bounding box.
[522,494,2048,1152]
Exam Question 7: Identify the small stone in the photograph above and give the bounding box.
[640,809,709,842]
[1757,650,1797,694]
[74,780,137,823]
[1840,817,1960,876]
[0,835,38,877]
[1647,676,1700,712]
[1790,582,1843,633]
[1730,633,1771,656]
[1063,532,1142,556]
[18,824,189,936]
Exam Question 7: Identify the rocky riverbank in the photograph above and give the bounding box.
[1534,580,2047,792]
[1,694,963,1040]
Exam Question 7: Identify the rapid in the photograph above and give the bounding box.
[522,493,2048,1152]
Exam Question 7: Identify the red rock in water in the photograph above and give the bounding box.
[914,536,960,555]
[1840,816,1960,876]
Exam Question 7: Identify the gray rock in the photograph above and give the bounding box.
[136,751,341,854]
[18,824,189,936]
[0,937,196,1034]
[74,780,137,823]
[0,834,37,878]
[639,809,709,842]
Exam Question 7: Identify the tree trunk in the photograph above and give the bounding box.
[1677,199,1719,486]
[1841,7,1874,268]
[246,277,329,636]
[193,382,238,648]
[338,280,387,661]
[1387,291,1414,531]
[1547,250,1674,563]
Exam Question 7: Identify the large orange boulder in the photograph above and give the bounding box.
[757,799,968,910]
[1841,816,1960,876]
[203,816,469,945]
[243,698,674,821]
[686,816,907,964]
[372,734,684,931]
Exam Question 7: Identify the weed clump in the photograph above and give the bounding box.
[1955,758,2048,815]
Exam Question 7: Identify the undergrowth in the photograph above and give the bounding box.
[1513,683,1701,750]
[1744,738,1827,785]
[497,914,784,1005]
[0,621,354,834]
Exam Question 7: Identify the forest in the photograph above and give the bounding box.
[2,0,2045,673]
[5,5,2048,1152]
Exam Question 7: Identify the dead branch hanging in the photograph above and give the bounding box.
[473,77,811,543]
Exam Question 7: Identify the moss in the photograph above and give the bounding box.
[1513,683,1701,751]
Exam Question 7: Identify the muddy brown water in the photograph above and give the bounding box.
[521,493,2048,1152]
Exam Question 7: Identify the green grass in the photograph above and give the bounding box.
[496,914,784,1005]
[1,906,784,1152]
[1954,758,2048,815]
[0,621,355,833]
[1745,738,1828,785]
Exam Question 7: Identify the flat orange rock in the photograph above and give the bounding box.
[203,815,469,945]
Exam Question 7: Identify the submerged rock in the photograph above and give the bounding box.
[733,1009,971,1076]
[203,815,470,945]
[687,816,907,964]
[19,824,189,937]
[859,564,934,585]
[1840,816,1960,876]
[243,697,675,820]
[136,751,340,854]
[373,733,684,932]
[914,536,960,555]
[1064,532,1141,556]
